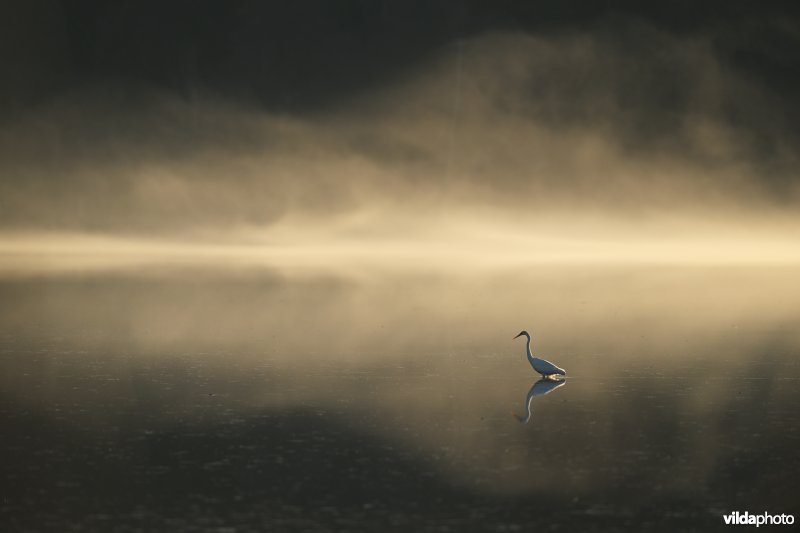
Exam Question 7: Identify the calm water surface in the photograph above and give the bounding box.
[1,266,799,531]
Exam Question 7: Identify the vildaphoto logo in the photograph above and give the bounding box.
[723,511,794,527]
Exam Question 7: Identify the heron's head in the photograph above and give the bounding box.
[513,330,530,340]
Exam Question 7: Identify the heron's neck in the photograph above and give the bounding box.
[525,335,534,363]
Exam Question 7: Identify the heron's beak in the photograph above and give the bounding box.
[513,333,522,339]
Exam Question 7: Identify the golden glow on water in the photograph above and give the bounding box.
[1,264,799,496]
[1,210,799,276]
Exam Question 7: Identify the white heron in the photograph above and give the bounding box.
[513,330,566,379]
[513,378,566,424]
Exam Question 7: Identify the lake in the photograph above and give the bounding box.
[1,265,798,531]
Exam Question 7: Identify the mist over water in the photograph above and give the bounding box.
[1,30,799,249]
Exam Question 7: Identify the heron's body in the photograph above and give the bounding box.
[514,330,566,378]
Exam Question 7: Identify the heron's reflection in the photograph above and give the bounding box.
[513,378,566,424]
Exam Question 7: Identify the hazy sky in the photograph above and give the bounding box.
[1,1,799,253]
[3,1,800,116]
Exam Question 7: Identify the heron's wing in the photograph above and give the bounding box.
[533,357,566,375]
